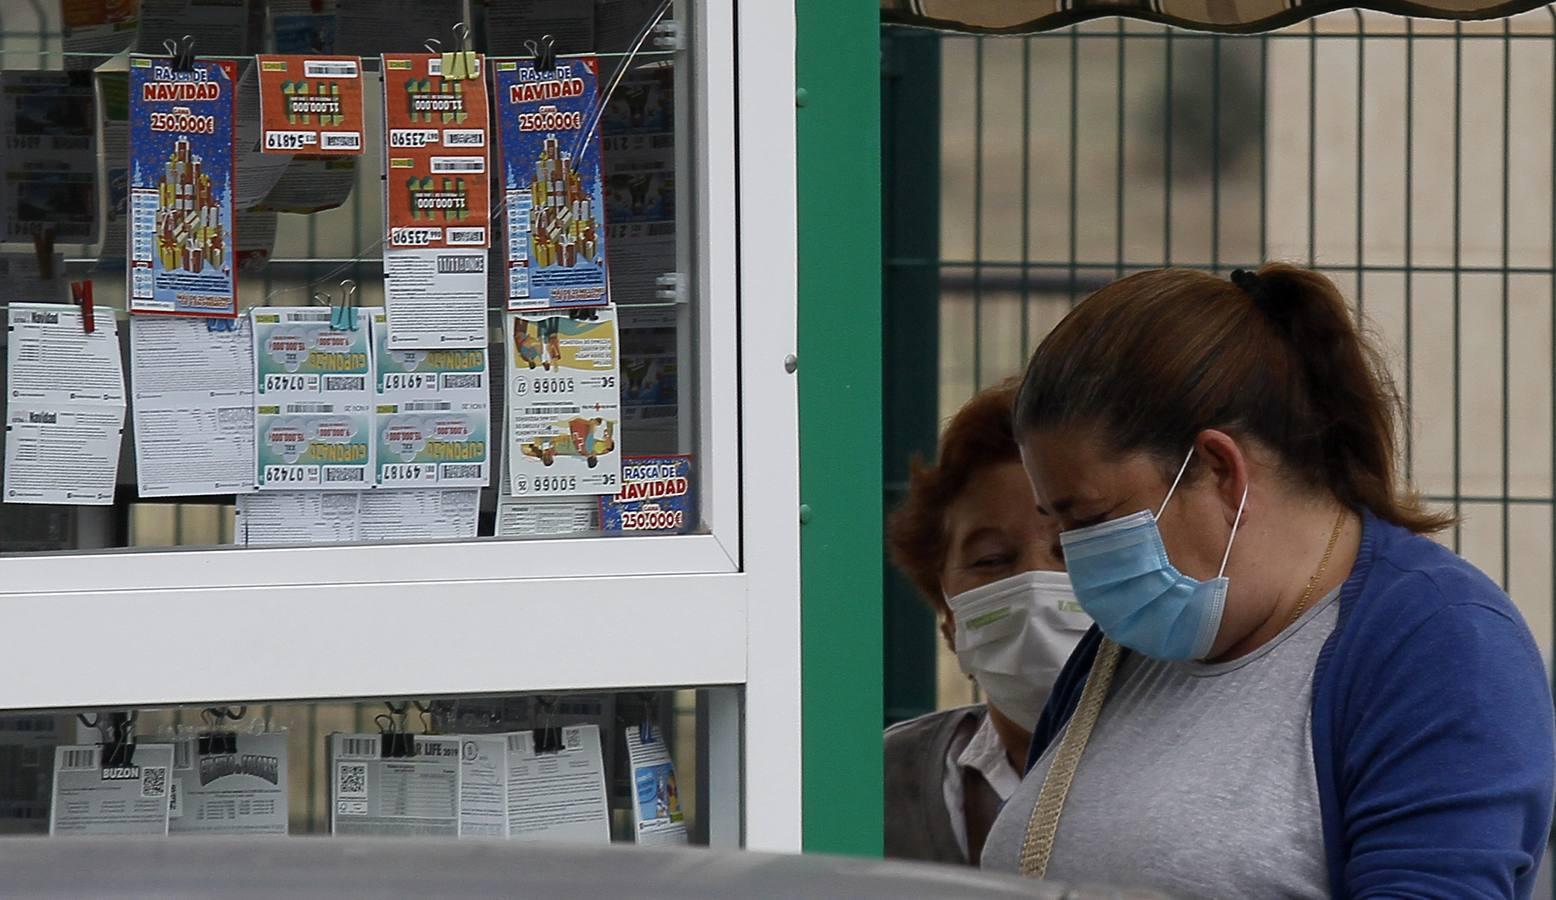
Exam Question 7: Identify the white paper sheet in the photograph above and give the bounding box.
[458,735,510,838]
[505,725,610,844]
[169,732,289,835]
[235,491,359,545]
[383,248,490,350]
[4,305,126,506]
[235,488,478,545]
[330,733,461,837]
[130,315,256,497]
[49,744,174,836]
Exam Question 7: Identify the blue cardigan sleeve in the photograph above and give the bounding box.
[1340,597,1555,899]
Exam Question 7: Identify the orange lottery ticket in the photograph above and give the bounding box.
[379,53,491,251]
[256,55,366,155]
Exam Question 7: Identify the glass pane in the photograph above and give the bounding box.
[0,0,705,557]
[0,688,717,842]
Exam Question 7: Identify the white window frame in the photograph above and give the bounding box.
[0,0,802,851]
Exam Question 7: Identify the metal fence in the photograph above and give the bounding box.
[884,8,1556,717]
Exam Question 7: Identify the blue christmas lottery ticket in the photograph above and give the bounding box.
[600,455,695,535]
[127,56,239,318]
[494,57,611,310]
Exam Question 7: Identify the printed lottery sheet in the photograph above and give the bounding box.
[505,309,622,497]
[494,57,611,310]
[127,55,239,317]
[370,309,491,489]
[330,733,460,837]
[50,744,174,836]
[129,314,256,497]
[380,52,490,350]
[251,307,373,490]
[3,304,126,506]
[168,732,288,835]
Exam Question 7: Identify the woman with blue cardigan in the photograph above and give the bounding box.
[980,264,1556,899]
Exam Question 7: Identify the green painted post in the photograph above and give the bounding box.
[796,0,884,857]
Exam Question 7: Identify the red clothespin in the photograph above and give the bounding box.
[70,280,95,334]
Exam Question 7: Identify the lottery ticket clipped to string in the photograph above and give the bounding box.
[494,57,611,311]
[127,55,239,318]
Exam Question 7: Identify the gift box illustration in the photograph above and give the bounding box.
[529,134,600,270]
[154,136,226,273]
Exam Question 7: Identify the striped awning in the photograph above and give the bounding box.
[880,0,1550,33]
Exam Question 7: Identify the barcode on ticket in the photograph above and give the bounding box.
[325,468,364,482]
[60,748,96,770]
[285,402,333,414]
[442,374,482,389]
[324,376,365,391]
[402,401,451,411]
[441,464,482,480]
[337,737,377,759]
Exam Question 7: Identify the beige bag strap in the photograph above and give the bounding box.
[1017,637,1124,878]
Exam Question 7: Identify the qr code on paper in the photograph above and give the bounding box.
[141,766,168,799]
[337,762,368,798]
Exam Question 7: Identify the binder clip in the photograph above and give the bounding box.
[70,279,95,334]
[197,706,244,756]
[330,279,359,332]
[97,712,137,769]
[532,698,564,755]
[413,700,439,735]
[162,34,198,73]
[523,35,559,73]
[568,308,600,323]
[377,703,417,759]
[637,694,658,745]
[432,23,478,81]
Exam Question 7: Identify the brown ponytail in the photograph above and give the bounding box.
[1013,263,1452,534]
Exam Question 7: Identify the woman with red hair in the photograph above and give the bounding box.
[884,379,1090,866]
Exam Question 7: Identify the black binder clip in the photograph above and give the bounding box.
[198,706,244,755]
[376,703,418,758]
[533,698,564,755]
[163,34,197,73]
[95,712,137,769]
[568,308,600,322]
[523,34,559,73]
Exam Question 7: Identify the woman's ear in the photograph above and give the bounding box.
[1193,429,1250,526]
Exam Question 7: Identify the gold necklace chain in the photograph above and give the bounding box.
[1289,507,1348,627]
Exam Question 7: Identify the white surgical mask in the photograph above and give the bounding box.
[948,570,1093,731]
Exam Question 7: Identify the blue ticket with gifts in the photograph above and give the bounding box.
[600,455,695,535]
[493,56,611,311]
[127,56,239,318]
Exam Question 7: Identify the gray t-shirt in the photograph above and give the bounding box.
[981,588,1340,899]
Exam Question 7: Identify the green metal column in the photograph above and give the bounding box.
[796,0,884,857]
[881,29,941,728]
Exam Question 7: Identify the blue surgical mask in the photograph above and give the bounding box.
[1058,448,1247,660]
